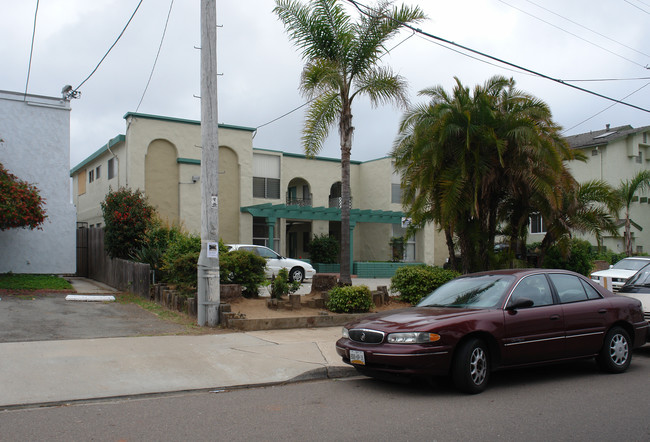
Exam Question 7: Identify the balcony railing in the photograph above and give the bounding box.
[329,196,352,209]
[286,197,313,207]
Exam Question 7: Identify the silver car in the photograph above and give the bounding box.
[226,244,316,282]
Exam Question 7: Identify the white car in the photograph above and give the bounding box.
[590,256,650,291]
[226,244,316,282]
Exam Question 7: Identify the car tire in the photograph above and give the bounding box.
[289,267,304,283]
[596,326,631,373]
[451,337,490,394]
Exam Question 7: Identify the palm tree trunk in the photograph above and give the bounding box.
[339,106,353,285]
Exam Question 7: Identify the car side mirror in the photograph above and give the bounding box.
[507,298,534,310]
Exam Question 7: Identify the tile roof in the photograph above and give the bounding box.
[565,124,650,149]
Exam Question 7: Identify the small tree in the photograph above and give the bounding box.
[308,234,339,263]
[0,163,46,230]
[101,187,154,259]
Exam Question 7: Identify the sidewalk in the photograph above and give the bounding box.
[0,277,373,409]
[0,327,353,408]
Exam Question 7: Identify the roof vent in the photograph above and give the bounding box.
[606,124,610,131]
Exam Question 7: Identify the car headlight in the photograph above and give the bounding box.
[342,327,349,339]
[387,332,441,344]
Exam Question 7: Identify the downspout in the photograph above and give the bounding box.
[106,143,119,188]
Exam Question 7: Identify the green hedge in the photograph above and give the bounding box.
[326,285,374,313]
[391,265,460,305]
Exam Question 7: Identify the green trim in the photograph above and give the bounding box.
[240,203,403,223]
[177,158,201,165]
[123,112,256,132]
[70,134,125,176]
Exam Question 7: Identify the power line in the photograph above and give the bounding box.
[136,0,175,112]
[346,0,650,114]
[523,0,650,59]
[23,0,39,100]
[562,81,650,133]
[496,0,649,69]
[624,0,650,14]
[73,0,144,94]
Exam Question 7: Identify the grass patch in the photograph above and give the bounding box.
[0,273,73,291]
[115,292,215,334]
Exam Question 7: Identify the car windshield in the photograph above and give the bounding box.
[625,264,650,286]
[612,259,650,271]
[417,275,516,309]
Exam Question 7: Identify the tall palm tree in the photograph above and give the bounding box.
[274,0,425,284]
[616,170,650,255]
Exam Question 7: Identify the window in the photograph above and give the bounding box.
[530,213,546,234]
[392,224,415,262]
[108,158,116,180]
[636,151,643,164]
[509,274,553,307]
[95,165,101,180]
[391,164,401,204]
[252,217,279,250]
[548,274,588,303]
[88,169,94,183]
[253,154,280,199]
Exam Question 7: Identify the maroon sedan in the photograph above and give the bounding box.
[336,269,648,394]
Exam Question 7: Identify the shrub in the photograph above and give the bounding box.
[542,238,594,276]
[130,218,181,280]
[101,187,154,259]
[391,265,460,305]
[220,249,267,298]
[269,268,301,299]
[160,230,201,289]
[0,162,46,231]
[308,234,339,263]
[326,285,374,313]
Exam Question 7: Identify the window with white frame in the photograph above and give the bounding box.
[391,163,402,204]
[108,158,116,180]
[530,213,546,234]
[88,169,94,183]
[392,223,415,262]
[95,165,101,180]
[253,154,280,199]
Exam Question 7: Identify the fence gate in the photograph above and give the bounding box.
[76,224,89,277]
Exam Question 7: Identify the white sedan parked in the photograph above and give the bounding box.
[226,244,316,282]
[591,257,650,291]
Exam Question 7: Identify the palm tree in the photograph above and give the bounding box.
[274,0,425,284]
[616,170,650,255]
[393,75,571,273]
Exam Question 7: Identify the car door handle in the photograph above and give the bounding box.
[598,309,607,314]
[549,315,560,320]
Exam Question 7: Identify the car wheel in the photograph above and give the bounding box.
[289,267,304,283]
[596,326,631,373]
[451,337,490,394]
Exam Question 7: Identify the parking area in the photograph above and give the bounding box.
[0,287,189,343]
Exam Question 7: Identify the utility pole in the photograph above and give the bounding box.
[197,0,220,326]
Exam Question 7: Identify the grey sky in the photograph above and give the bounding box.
[2,0,650,168]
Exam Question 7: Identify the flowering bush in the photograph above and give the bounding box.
[0,163,47,231]
[101,187,154,259]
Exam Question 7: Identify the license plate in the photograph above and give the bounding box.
[349,350,365,365]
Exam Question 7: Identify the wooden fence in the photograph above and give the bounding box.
[79,227,150,298]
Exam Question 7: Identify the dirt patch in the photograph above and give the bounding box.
[227,294,411,319]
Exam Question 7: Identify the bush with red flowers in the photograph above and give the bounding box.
[101,187,154,259]
[0,163,47,231]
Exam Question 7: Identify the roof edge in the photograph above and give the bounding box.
[70,134,125,175]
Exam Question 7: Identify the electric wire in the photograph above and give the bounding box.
[23,0,39,100]
[562,81,650,133]
[73,0,144,94]
[496,0,648,69]
[346,0,650,114]
[136,0,175,112]
[523,0,650,59]
[624,0,650,14]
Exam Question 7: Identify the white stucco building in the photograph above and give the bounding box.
[0,90,76,274]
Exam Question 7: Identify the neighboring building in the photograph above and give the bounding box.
[70,112,447,268]
[566,124,650,253]
[0,90,76,274]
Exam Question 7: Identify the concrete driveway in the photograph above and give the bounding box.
[0,278,189,343]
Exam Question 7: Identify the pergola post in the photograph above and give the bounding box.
[266,217,277,251]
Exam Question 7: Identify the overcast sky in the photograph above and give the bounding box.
[3,0,650,168]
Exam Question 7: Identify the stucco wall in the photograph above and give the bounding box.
[0,90,76,274]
